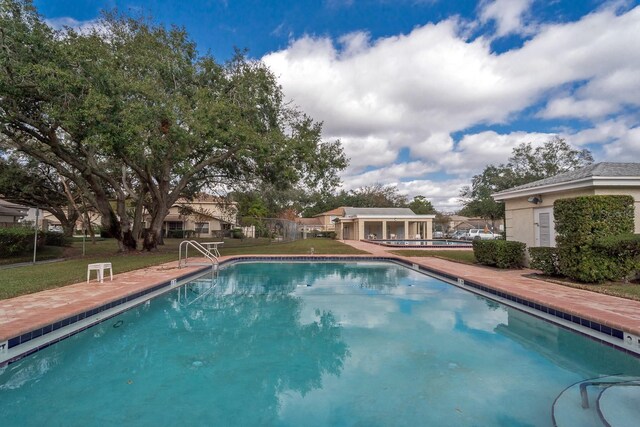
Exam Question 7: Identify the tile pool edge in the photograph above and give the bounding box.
[0,266,211,367]
[2,255,639,365]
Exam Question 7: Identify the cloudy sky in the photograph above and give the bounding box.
[37,0,640,211]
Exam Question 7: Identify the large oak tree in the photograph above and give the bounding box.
[0,0,346,251]
[459,137,594,224]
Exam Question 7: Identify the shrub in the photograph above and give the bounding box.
[529,247,560,276]
[593,234,640,281]
[44,231,71,247]
[473,240,526,269]
[554,195,635,283]
[231,228,244,239]
[0,227,36,257]
[555,195,634,244]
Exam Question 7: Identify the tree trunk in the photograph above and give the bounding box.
[143,208,167,251]
[60,216,77,237]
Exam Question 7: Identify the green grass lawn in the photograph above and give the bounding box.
[389,250,477,264]
[0,237,367,300]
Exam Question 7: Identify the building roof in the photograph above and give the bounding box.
[343,207,416,216]
[0,199,28,217]
[493,162,640,200]
[314,207,345,217]
[296,217,323,225]
[315,206,435,219]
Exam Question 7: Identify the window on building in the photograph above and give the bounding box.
[167,221,183,230]
[195,222,210,234]
[222,223,232,230]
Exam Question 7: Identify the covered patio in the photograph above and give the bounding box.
[334,208,435,240]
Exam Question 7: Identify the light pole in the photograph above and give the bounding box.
[32,207,39,264]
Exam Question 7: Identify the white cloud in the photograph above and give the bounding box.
[261,5,640,211]
[569,118,634,146]
[479,0,535,37]
[539,97,618,120]
[394,179,471,212]
[603,125,640,159]
[440,130,556,175]
[45,17,108,36]
[341,161,440,190]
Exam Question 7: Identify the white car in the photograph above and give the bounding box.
[465,229,498,240]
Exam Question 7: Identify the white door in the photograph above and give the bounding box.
[534,207,555,247]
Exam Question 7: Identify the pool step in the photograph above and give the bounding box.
[552,375,640,427]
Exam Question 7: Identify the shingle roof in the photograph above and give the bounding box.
[0,199,28,217]
[494,162,640,195]
[314,207,345,217]
[296,217,323,225]
[343,207,416,216]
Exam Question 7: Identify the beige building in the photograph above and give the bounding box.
[32,194,237,237]
[157,195,238,238]
[493,163,640,248]
[0,199,28,226]
[332,207,435,240]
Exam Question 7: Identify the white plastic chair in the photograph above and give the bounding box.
[87,262,113,283]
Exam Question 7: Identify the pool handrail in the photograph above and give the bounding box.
[179,240,219,270]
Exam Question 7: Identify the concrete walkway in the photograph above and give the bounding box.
[1,241,640,349]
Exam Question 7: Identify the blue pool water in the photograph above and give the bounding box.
[1,262,638,426]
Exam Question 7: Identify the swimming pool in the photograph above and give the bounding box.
[1,261,638,426]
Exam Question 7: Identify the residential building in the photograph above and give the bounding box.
[492,162,640,248]
[0,199,28,226]
[157,195,238,238]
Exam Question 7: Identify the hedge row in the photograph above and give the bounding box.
[0,227,36,257]
[473,240,526,269]
[43,231,72,247]
[593,233,640,281]
[0,228,71,257]
[554,195,636,283]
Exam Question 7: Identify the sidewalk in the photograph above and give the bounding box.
[0,258,67,270]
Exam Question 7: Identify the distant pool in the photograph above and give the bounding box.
[368,239,472,247]
[0,261,638,426]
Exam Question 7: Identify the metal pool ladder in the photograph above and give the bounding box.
[178,240,219,273]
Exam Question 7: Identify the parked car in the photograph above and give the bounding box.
[448,230,467,240]
[432,231,444,238]
[465,229,498,240]
[48,224,63,233]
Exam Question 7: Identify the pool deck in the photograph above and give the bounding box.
[1,241,640,348]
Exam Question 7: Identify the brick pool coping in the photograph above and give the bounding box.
[1,241,640,350]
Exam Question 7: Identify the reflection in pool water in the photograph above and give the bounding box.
[0,262,638,426]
